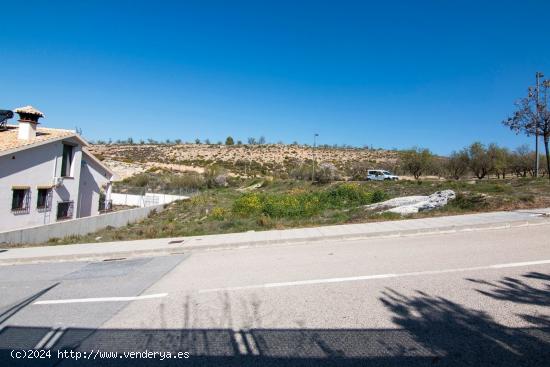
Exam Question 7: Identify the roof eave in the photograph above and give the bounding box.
[0,133,88,158]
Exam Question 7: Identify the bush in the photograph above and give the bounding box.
[128,174,150,187]
[321,183,370,208]
[210,207,228,220]
[448,193,486,210]
[315,162,339,183]
[233,193,263,215]
[232,184,387,219]
[289,164,312,181]
[371,189,387,203]
[204,165,228,188]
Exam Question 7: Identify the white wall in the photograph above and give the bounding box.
[78,155,111,217]
[0,138,83,231]
[0,204,165,244]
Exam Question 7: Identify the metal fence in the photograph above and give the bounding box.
[111,185,200,197]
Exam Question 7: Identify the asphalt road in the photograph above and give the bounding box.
[0,225,549,366]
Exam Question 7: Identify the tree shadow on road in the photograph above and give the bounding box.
[466,271,550,306]
[379,287,550,367]
[1,273,549,366]
[0,283,59,325]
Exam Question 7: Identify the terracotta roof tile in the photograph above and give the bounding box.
[0,125,76,154]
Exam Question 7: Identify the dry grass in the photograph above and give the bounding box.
[37,177,550,246]
[89,143,399,180]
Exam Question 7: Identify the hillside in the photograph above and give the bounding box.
[88,144,400,180]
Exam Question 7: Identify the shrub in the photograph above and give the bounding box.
[128,174,150,187]
[233,193,263,215]
[315,162,339,183]
[322,183,368,208]
[232,184,387,219]
[448,193,486,210]
[211,207,228,220]
[289,165,312,181]
[257,213,273,227]
[371,189,387,203]
[168,173,205,189]
[204,165,228,188]
[262,193,321,218]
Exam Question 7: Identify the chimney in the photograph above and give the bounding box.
[14,106,44,140]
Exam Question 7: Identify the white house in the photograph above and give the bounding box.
[0,106,114,232]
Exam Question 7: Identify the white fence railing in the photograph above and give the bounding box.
[111,192,189,208]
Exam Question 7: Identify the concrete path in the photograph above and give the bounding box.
[1,209,549,266]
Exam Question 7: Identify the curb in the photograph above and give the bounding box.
[1,217,548,266]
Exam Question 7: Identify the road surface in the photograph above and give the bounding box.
[0,224,549,366]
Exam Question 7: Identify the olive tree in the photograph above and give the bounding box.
[467,142,493,179]
[445,149,470,179]
[399,147,434,179]
[488,144,510,179]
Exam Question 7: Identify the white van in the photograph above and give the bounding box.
[366,170,399,181]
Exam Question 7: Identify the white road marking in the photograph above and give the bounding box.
[199,259,550,293]
[34,329,58,349]
[233,331,248,355]
[33,293,167,305]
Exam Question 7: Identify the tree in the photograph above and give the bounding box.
[488,144,510,179]
[258,136,266,145]
[400,147,434,179]
[247,137,257,145]
[445,149,470,179]
[510,145,534,177]
[225,136,235,145]
[315,162,339,183]
[468,142,494,179]
[195,138,201,144]
[503,78,550,180]
[350,161,371,180]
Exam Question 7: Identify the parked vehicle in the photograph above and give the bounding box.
[366,170,399,181]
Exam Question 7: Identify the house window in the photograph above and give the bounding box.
[56,201,74,221]
[61,144,74,177]
[11,188,30,214]
[37,188,52,211]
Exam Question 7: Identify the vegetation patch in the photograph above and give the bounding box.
[21,177,549,248]
[232,183,386,219]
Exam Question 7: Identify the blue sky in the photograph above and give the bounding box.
[1,0,549,154]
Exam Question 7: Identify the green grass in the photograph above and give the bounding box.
[37,177,550,246]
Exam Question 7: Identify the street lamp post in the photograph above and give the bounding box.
[312,133,319,182]
[535,71,544,178]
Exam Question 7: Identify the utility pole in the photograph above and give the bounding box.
[535,71,544,177]
[312,133,319,182]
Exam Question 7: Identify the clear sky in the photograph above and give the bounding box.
[1,0,549,154]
